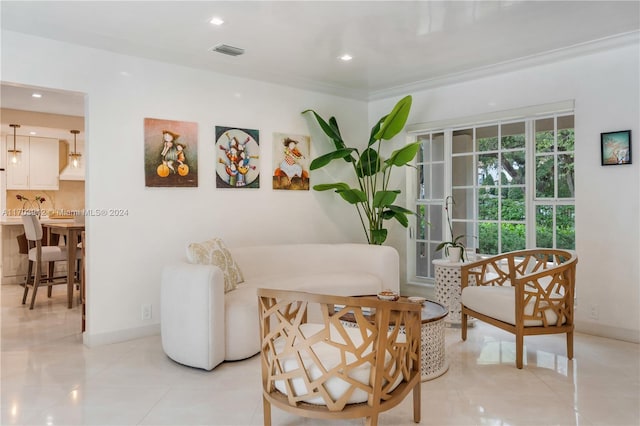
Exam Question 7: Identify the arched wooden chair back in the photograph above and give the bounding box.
[258,288,422,426]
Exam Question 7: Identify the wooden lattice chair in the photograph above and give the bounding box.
[460,249,578,369]
[257,288,422,426]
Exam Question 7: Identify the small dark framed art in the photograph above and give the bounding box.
[601,130,631,166]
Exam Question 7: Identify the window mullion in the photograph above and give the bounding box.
[525,119,536,248]
[444,129,453,240]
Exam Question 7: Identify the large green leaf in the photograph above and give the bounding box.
[310,148,355,170]
[313,183,365,204]
[384,205,414,227]
[374,95,412,141]
[373,190,400,208]
[313,182,350,191]
[336,188,367,204]
[302,109,345,150]
[329,116,342,140]
[385,142,421,167]
[368,115,387,146]
[371,228,388,245]
[356,148,381,177]
[388,204,414,215]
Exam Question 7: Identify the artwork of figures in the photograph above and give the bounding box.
[144,118,198,187]
[215,126,260,188]
[272,132,310,190]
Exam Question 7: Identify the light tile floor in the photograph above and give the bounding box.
[1,284,639,426]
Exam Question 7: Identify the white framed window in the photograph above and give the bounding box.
[407,106,575,285]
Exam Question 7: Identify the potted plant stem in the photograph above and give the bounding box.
[436,196,467,262]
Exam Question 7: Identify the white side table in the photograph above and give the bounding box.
[432,259,475,327]
[418,300,449,381]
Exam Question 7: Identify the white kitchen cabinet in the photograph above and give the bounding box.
[6,135,59,190]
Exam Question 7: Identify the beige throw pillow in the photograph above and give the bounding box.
[186,238,244,293]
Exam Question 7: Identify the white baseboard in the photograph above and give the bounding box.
[575,321,640,344]
[83,323,160,347]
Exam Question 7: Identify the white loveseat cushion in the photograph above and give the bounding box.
[224,285,261,360]
[223,272,383,360]
[461,285,566,327]
[273,323,402,405]
[245,272,381,295]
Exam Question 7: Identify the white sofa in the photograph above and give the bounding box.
[161,243,400,370]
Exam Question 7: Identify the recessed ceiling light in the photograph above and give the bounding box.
[339,54,353,61]
[31,93,42,98]
[210,17,224,26]
[30,131,37,135]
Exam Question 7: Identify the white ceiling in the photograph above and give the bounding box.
[1,0,639,116]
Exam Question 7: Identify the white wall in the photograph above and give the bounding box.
[4,30,638,344]
[370,40,640,342]
[1,31,370,344]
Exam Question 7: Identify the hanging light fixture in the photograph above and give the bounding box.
[69,129,81,168]
[8,124,21,165]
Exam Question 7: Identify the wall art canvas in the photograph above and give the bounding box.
[144,118,198,187]
[215,126,260,188]
[601,130,631,165]
[272,132,310,190]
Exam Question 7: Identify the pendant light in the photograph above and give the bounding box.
[69,129,81,168]
[8,124,21,165]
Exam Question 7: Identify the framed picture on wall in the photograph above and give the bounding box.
[144,118,198,187]
[272,132,310,190]
[601,130,631,166]
[215,126,260,188]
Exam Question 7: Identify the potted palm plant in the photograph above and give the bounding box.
[303,95,419,245]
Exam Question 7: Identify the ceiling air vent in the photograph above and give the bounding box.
[210,44,245,56]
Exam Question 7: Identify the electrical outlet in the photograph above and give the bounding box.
[141,304,152,320]
[589,304,599,320]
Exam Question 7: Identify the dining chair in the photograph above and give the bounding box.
[21,214,80,309]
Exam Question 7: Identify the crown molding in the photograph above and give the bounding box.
[368,30,640,102]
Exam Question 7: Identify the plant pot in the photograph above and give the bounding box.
[446,247,463,263]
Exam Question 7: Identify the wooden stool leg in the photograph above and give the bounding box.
[29,260,42,310]
[22,260,33,305]
[47,262,55,297]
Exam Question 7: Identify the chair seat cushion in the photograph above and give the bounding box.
[28,246,68,262]
[272,323,402,405]
[461,285,566,327]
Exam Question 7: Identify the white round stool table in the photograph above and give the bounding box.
[432,258,476,327]
[417,299,449,381]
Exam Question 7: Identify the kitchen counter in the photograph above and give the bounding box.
[1,216,76,225]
